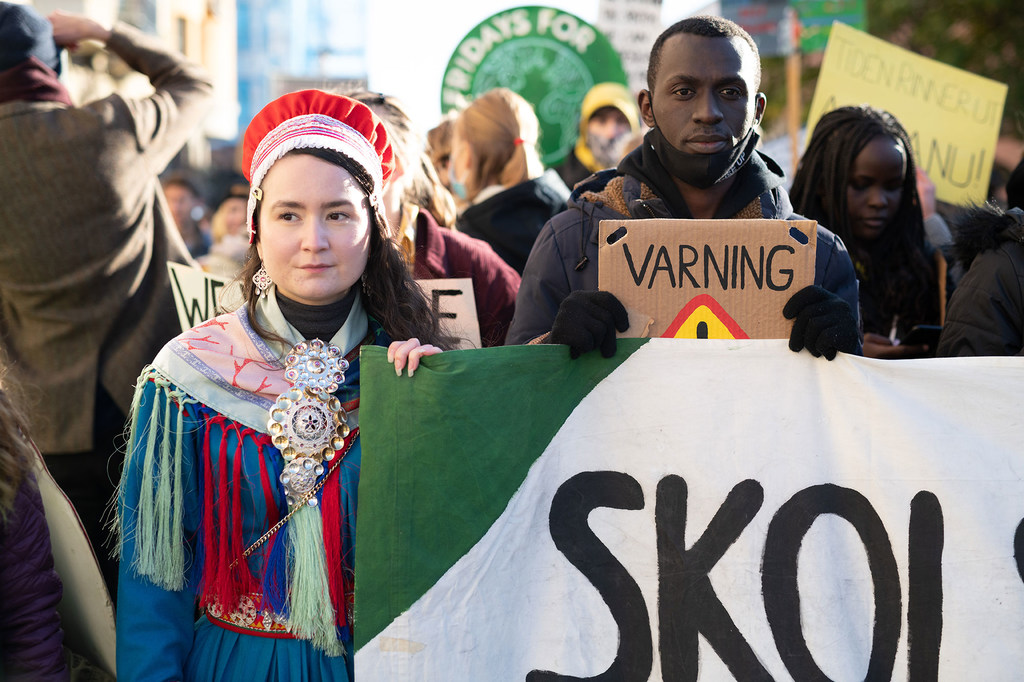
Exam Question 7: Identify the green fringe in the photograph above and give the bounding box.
[287,505,344,656]
[117,366,196,590]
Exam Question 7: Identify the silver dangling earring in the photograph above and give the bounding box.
[360,272,369,297]
[253,264,272,298]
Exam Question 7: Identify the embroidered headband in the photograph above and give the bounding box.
[242,90,394,243]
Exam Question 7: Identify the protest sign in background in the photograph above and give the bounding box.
[440,6,628,167]
[792,0,865,54]
[167,264,484,345]
[415,277,481,349]
[806,22,1007,205]
[167,262,231,332]
[356,341,1024,680]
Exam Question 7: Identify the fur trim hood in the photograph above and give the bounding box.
[950,205,1024,270]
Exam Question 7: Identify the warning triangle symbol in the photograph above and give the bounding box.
[662,294,749,339]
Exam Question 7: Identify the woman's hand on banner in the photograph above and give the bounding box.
[388,339,442,377]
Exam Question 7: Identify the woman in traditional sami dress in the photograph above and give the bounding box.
[115,90,455,681]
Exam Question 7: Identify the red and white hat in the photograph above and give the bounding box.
[241,89,395,243]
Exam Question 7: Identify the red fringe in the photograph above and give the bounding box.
[200,424,216,608]
[200,416,261,611]
[214,421,233,605]
[194,411,356,624]
[230,425,255,596]
[323,427,359,630]
[257,441,280,527]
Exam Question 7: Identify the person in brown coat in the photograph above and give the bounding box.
[0,4,213,601]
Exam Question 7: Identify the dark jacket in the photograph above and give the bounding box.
[936,205,1024,357]
[0,472,67,681]
[507,142,860,345]
[456,169,570,275]
[412,210,521,347]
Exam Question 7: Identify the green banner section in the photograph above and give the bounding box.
[440,6,628,166]
[354,341,646,649]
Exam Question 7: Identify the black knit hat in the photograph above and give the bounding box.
[1007,158,1024,211]
[0,2,62,75]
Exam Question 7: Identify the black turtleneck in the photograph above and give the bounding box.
[275,287,358,341]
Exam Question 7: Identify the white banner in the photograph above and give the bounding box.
[357,340,1024,681]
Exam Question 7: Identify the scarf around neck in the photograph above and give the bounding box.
[0,57,72,106]
[152,285,370,432]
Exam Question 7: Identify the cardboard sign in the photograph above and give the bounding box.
[167,262,233,331]
[597,219,816,339]
[34,449,116,677]
[416,277,481,350]
[806,22,1007,205]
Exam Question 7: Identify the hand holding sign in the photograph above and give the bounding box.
[783,285,860,360]
[551,291,630,359]
[598,219,818,341]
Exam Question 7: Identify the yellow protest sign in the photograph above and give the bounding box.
[806,22,1007,205]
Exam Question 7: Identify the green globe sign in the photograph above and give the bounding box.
[441,6,628,167]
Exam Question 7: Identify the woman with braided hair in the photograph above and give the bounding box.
[115,90,455,681]
[790,105,949,358]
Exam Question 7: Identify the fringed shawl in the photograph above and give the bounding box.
[117,287,386,653]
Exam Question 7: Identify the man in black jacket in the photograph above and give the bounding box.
[507,16,860,360]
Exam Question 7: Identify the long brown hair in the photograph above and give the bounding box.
[237,147,458,349]
[0,362,37,521]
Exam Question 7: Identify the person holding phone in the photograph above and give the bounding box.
[790,106,950,359]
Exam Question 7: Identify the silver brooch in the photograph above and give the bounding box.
[268,339,350,506]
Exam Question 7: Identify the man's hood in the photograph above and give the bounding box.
[950,204,1024,269]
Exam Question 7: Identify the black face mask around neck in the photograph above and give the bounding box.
[648,124,760,190]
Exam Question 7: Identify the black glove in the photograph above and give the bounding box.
[550,291,629,359]
[783,285,859,360]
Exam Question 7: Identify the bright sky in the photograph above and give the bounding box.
[365,0,711,138]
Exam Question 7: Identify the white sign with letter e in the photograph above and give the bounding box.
[416,277,480,350]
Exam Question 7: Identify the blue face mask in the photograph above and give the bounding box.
[448,163,469,201]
